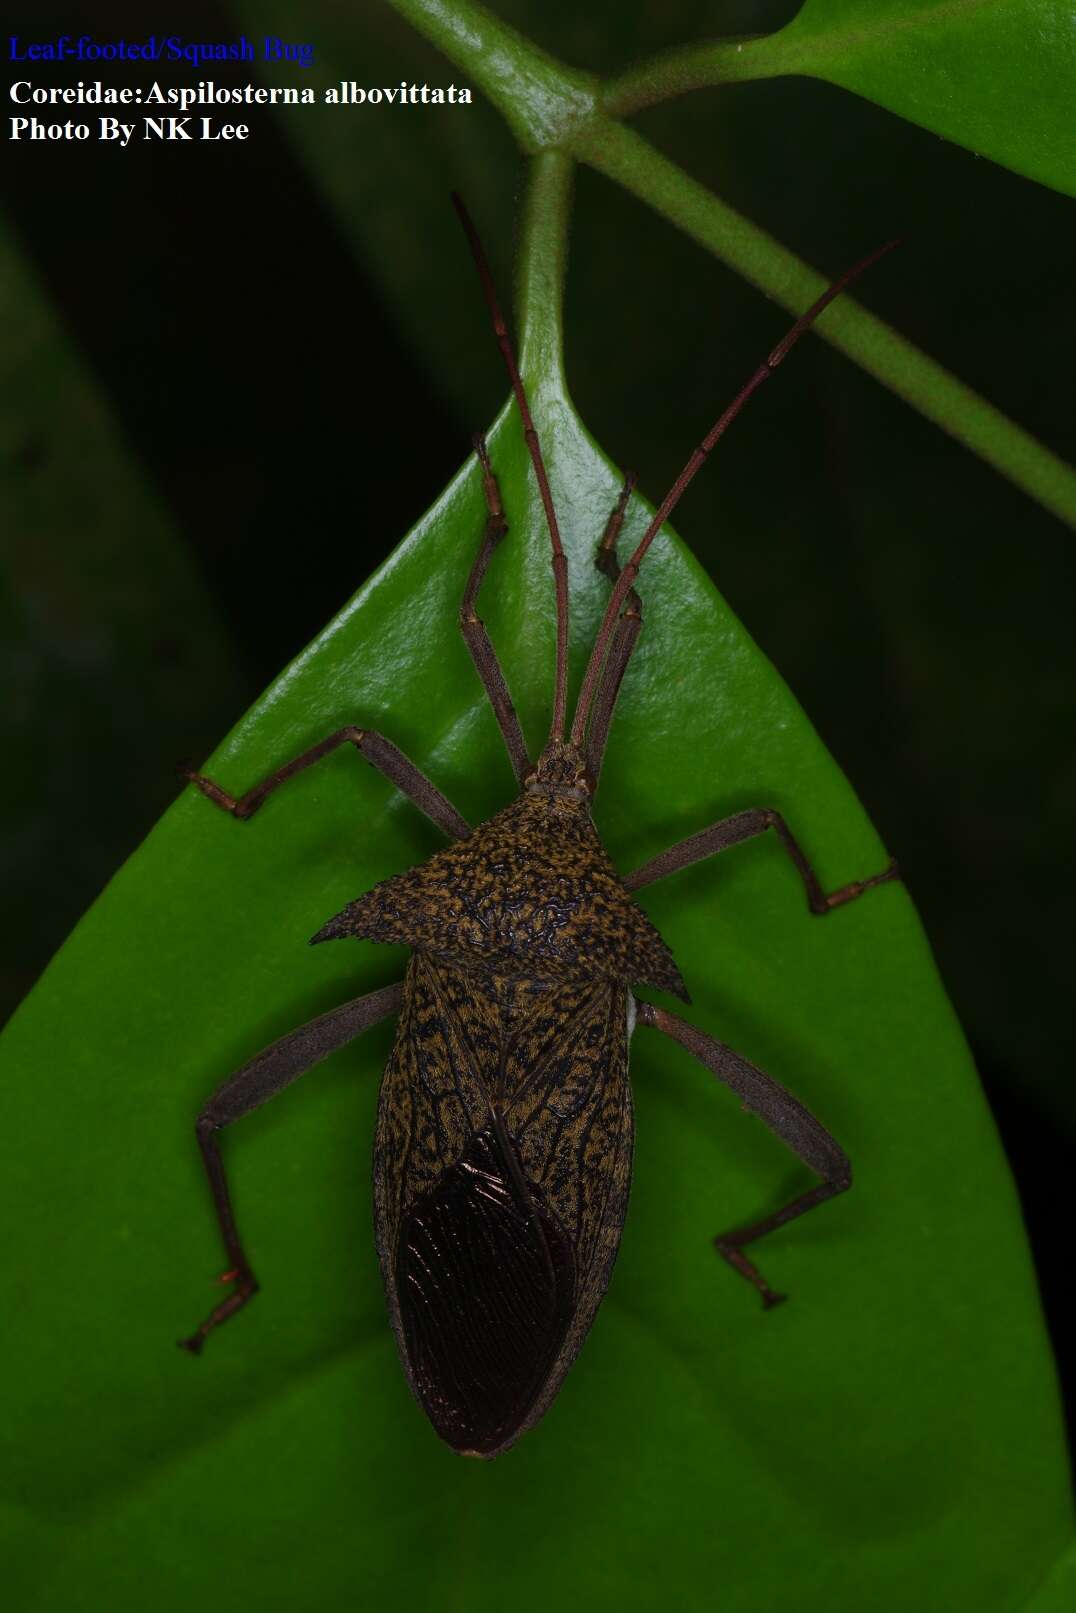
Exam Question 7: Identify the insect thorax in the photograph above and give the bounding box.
[311,788,687,998]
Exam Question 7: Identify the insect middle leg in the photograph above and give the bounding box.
[624,806,898,911]
[458,433,531,784]
[185,728,470,841]
[180,981,403,1353]
[636,1001,851,1308]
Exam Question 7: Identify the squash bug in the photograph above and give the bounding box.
[179,198,899,1458]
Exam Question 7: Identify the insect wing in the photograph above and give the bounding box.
[374,955,634,1456]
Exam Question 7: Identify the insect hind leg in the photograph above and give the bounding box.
[637,1001,852,1308]
[458,434,531,785]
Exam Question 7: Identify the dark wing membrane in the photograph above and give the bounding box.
[398,1124,575,1456]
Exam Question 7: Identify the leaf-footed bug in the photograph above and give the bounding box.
[179,198,899,1458]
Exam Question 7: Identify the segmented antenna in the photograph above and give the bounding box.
[451,194,571,744]
[569,240,901,748]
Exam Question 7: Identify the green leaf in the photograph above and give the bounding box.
[1023,1540,1076,1613]
[1,273,1069,1606]
[605,0,1076,203]
[778,0,1076,200]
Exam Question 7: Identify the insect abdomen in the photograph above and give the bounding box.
[398,1123,575,1456]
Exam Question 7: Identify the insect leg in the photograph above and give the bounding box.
[180,981,403,1353]
[624,806,898,911]
[586,475,644,783]
[594,472,639,590]
[636,1001,850,1308]
[184,729,470,840]
[459,434,530,784]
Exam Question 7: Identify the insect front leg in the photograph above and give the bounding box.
[180,981,403,1353]
[636,1001,851,1308]
[624,805,898,910]
[458,433,531,785]
[185,728,470,841]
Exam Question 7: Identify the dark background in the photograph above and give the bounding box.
[3,0,1073,1452]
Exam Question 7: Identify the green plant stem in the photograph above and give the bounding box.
[385,0,596,148]
[604,35,787,117]
[516,152,573,399]
[572,121,1076,531]
[383,0,1076,532]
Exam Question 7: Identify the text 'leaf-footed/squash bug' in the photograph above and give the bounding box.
[179,197,900,1459]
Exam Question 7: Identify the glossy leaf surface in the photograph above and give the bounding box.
[775,0,1076,200]
[1,372,1069,1607]
[606,0,1076,203]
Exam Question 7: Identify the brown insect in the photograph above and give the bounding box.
[179,199,899,1458]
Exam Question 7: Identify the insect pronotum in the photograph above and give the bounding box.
[179,198,899,1458]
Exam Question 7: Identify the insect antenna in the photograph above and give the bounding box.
[451,193,571,744]
[569,240,901,749]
